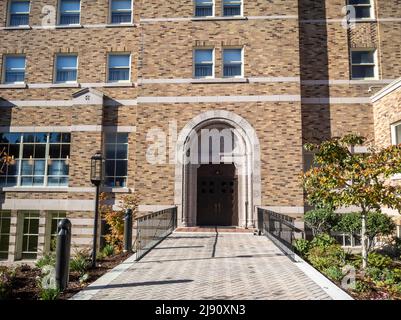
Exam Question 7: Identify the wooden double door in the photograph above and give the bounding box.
[196,164,238,226]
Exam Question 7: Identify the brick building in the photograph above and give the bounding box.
[0,0,400,262]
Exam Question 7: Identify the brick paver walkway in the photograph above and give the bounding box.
[74,232,333,300]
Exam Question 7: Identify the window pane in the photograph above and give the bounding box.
[6,56,26,70]
[61,144,70,158]
[105,133,116,143]
[57,56,77,69]
[116,133,128,143]
[349,0,371,4]
[352,51,374,64]
[355,7,371,18]
[195,50,212,63]
[49,133,62,143]
[224,49,241,63]
[10,1,30,13]
[0,133,21,144]
[49,144,61,158]
[21,177,33,186]
[352,65,374,78]
[105,144,115,159]
[34,144,46,158]
[5,56,26,83]
[48,160,68,176]
[21,160,33,175]
[115,144,128,159]
[109,55,130,68]
[33,160,45,175]
[114,177,126,187]
[60,0,81,11]
[112,0,131,11]
[22,144,34,158]
[115,160,127,176]
[396,125,401,145]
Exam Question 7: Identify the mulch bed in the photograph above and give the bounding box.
[9,252,132,300]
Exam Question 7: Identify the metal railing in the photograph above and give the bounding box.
[257,208,304,254]
[135,207,177,261]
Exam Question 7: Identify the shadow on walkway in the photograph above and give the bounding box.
[86,279,194,291]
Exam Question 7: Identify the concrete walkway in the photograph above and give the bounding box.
[72,232,348,300]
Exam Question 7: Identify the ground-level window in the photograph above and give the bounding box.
[104,132,128,187]
[48,211,66,251]
[8,0,30,26]
[21,211,39,260]
[332,232,362,247]
[391,122,401,145]
[348,0,374,19]
[0,132,70,187]
[351,49,377,80]
[194,0,213,17]
[0,211,11,260]
[194,49,214,78]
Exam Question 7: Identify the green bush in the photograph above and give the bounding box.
[322,266,344,281]
[304,208,338,235]
[307,244,346,271]
[367,252,392,269]
[293,239,310,257]
[70,249,90,277]
[102,244,114,257]
[39,287,60,300]
[354,280,371,293]
[0,267,15,299]
[310,233,336,249]
[36,252,56,269]
[390,283,401,295]
[366,266,383,282]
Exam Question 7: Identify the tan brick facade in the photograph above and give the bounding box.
[0,0,400,262]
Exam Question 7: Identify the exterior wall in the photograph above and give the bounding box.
[0,0,400,262]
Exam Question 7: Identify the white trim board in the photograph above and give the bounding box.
[0,125,136,133]
[371,77,401,103]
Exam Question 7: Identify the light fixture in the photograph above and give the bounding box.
[47,155,52,165]
[65,155,70,166]
[28,155,34,165]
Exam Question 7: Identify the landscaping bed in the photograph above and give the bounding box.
[1,251,132,300]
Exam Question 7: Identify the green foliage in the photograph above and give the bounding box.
[36,252,56,269]
[353,280,371,293]
[293,239,310,257]
[70,249,90,277]
[304,208,338,235]
[310,233,336,249]
[367,252,392,269]
[390,283,401,295]
[366,212,396,245]
[102,244,114,257]
[307,244,346,271]
[0,266,15,299]
[322,265,344,281]
[334,212,361,234]
[38,287,60,300]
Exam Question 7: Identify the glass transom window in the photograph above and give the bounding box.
[3,55,26,84]
[111,0,132,24]
[223,48,243,77]
[348,0,373,19]
[108,54,131,82]
[0,132,70,187]
[195,0,213,17]
[351,50,376,79]
[55,55,78,83]
[9,0,30,26]
[59,0,81,25]
[194,49,213,78]
[223,0,241,16]
[104,133,128,187]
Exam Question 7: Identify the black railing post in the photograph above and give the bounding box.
[257,208,263,235]
[124,208,133,253]
[55,218,72,292]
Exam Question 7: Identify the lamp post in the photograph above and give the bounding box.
[90,151,104,268]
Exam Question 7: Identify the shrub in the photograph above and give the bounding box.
[293,239,310,257]
[390,283,401,295]
[102,244,114,257]
[36,252,56,269]
[365,266,383,282]
[334,212,361,234]
[70,249,90,277]
[367,252,392,269]
[307,244,346,271]
[310,233,336,249]
[322,266,344,282]
[354,280,371,293]
[304,208,338,235]
[0,267,15,299]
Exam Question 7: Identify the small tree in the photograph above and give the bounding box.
[302,134,401,269]
[0,147,14,174]
[304,207,338,236]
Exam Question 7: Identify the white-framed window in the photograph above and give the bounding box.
[223,0,242,16]
[194,0,213,17]
[55,54,78,83]
[0,211,11,260]
[348,0,374,19]
[2,55,26,84]
[0,132,70,187]
[104,132,128,187]
[20,211,39,260]
[350,49,377,80]
[108,53,131,82]
[194,48,214,78]
[8,0,30,27]
[391,122,401,145]
[58,0,81,25]
[110,0,133,24]
[223,48,243,77]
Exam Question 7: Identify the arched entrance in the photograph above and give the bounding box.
[175,110,261,228]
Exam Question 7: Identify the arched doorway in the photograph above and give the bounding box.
[175,110,261,228]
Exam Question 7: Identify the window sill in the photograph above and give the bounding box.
[3,25,31,30]
[352,18,377,23]
[191,78,248,84]
[55,24,83,29]
[104,82,134,87]
[0,83,27,89]
[51,83,80,88]
[106,23,137,28]
[101,187,132,193]
[191,16,247,21]
[0,186,70,192]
